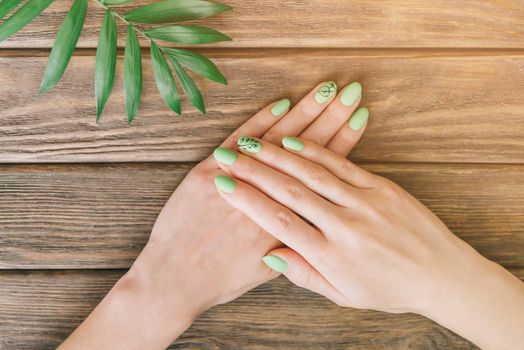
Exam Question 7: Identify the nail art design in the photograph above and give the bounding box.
[315,81,337,104]
[237,136,263,154]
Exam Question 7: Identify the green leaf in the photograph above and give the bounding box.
[0,0,55,42]
[168,56,205,114]
[103,0,136,5]
[146,25,231,44]
[0,0,24,20]
[124,26,142,124]
[150,43,180,114]
[39,0,87,95]
[95,10,117,121]
[163,48,226,85]
[123,0,231,24]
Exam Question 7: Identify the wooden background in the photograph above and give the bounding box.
[1,0,523,349]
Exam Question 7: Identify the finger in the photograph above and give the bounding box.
[221,98,291,148]
[262,81,338,144]
[212,146,338,230]
[326,107,369,156]
[262,248,349,307]
[281,136,377,189]
[213,175,324,259]
[300,82,362,146]
[222,137,352,206]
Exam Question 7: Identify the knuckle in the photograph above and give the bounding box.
[293,268,313,290]
[322,107,341,123]
[262,129,281,145]
[282,181,305,201]
[340,160,356,177]
[381,178,404,199]
[273,209,294,232]
[304,164,328,184]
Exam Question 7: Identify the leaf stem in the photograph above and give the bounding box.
[92,0,158,47]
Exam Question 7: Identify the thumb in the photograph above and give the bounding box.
[263,248,349,307]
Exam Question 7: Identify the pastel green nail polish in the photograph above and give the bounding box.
[263,255,288,273]
[213,147,238,166]
[314,81,337,104]
[271,98,291,117]
[348,107,369,131]
[282,136,304,152]
[237,136,263,154]
[340,82,362,107]
[214,175,237,194]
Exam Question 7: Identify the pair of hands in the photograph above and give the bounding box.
[60,81,524,350]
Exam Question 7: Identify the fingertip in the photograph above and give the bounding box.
[214,175,237,194]
[348,107,369,131]
[262,255,289,273]
[270,98,291,117]
[282,136,305,152]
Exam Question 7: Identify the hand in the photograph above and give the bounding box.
[213,136,524,350]
[60,81,368,349]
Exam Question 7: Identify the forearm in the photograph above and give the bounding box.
[59,261,199,350]
[424,253,524,350]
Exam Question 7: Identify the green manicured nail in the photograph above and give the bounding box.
[213,147,238,166]
[314,81,337,104]
[348,107,369,131]
[214,175,237,194]
[271,98,291,117]
[237,136,263,154]
[282,136,304,152]
[263,255,288,273]
[340,82,362,107]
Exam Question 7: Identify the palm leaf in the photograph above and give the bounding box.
[0,0,55,42]
[124,25,142,124]
[39,0,88,94]
[95,10,117,121]
[151,43,181,114]
[169,56,205,114]
[163,48,226,85]
[146,25,231,44]
[0,0,24,20]
[123,0,231,24]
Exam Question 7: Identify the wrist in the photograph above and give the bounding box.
[421,248,524,349]
[60,256,201,350]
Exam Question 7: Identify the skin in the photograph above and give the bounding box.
[59,81,367,350]
[214,137,524,350]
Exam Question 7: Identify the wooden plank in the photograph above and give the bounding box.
[1,162,523,269]
[8,269,524,349]
[1,51,524,163]
[1,0,524,49]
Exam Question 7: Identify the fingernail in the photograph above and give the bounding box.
[214,175,237,194]
[340,82,362,107]
[263,255,288,273]
[213,147,238,166]
[348,107,369,131]
[237,136,263,154]
[271,98,291,117]
[314,81,337,104]
[282,136,304,152]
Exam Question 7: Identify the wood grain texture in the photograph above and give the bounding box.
[1,51,524,163]
[1,0,524,49]
[1,162,523,269]
[8,269,524,349]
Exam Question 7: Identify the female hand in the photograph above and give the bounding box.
[59,81,368,350]
[213,136,524,350]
